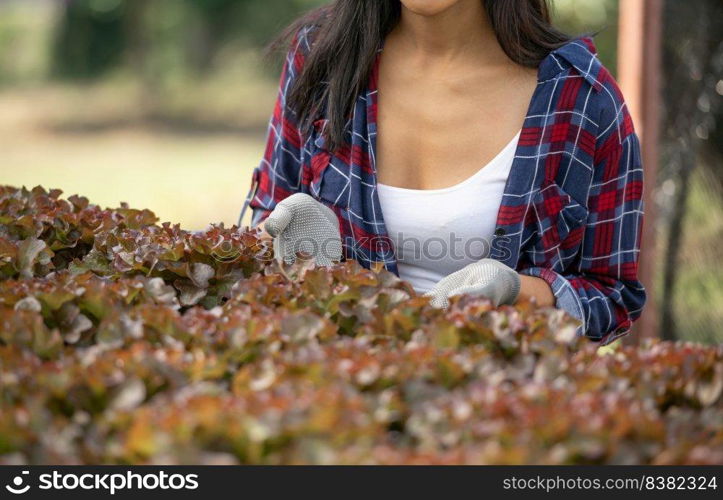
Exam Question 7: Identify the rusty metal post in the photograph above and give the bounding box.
[617,0,663,341]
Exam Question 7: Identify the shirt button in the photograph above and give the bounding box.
[495,228,506,236]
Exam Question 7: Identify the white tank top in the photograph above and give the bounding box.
[376,131,520,294]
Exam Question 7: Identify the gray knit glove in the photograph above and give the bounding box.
[264,193,342,267]
[425,259,521,309]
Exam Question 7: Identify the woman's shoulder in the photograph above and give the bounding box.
[538,36,633,137]
[291,24,319,55]
[537,37,604,88]
[276,24,325,90]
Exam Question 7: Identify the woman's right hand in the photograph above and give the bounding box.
[263,193,343,267]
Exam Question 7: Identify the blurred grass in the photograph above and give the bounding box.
[0,0,278,230]
[0,80,271,230]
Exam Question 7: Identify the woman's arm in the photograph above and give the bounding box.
[247,28,313,227]
[517,275,555,307]
[518,81,646,344]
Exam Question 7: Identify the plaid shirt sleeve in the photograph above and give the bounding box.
[519,73,646,345]
[248,28,313,227]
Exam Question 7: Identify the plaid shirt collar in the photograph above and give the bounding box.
[538,37,604,91]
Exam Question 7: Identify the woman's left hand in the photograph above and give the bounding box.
[425,259,521,309]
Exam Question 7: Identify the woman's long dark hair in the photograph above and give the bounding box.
[275,0,569,152]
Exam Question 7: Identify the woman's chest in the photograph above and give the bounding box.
[304,61,596,272]
[374,70,537,190]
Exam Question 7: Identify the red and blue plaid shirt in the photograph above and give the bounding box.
[249,27,646,345]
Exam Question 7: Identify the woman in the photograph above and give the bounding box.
[243,0,646,345]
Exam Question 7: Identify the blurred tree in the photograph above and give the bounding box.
[659,0,722,341]
[50,0,325,80]
[182,0,237,73]
[52,0,126,79]
[234,0,324,45]
[182,0,325,72]
[51,0,620,80]
[123,0,152,90]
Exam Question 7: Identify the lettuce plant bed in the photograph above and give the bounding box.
[0,186,721,465]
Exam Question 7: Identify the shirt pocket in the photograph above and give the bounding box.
[528,181,588,269]
[307,119,348,207]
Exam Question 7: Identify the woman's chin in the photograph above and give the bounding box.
[400,0,464,17]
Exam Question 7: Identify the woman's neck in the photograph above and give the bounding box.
[391,1,507,65]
